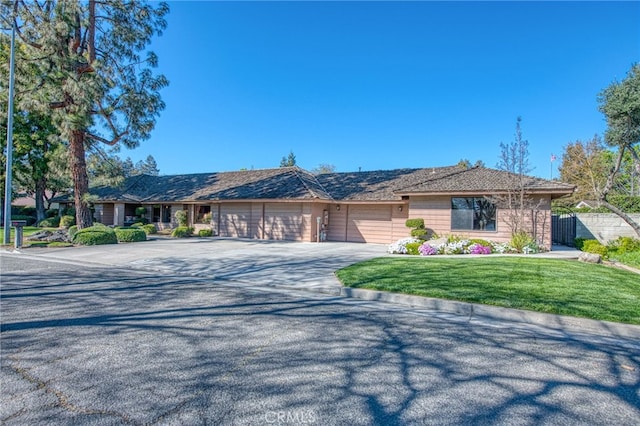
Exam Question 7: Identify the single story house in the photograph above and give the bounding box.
[57,165,575,248]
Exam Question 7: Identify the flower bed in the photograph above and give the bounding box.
[388,236,543,256]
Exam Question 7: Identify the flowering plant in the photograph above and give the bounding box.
[388,237,421,254]
[418,243,438,256]
[469,244,491,255]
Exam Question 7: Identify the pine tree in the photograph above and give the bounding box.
[2,1,169,228]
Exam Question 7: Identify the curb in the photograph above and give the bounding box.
[339,287,640,340]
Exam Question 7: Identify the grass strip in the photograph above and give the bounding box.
[336,256,640,324]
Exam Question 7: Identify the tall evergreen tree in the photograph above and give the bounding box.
[280,151,297,167]
[1,1,169,228]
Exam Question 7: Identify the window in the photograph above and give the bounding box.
[161,205,172,223]
[196,205,211,223]
[451,197,496,231]
[152,205,161,222]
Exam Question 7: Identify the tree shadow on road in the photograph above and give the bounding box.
[1,266,639,425]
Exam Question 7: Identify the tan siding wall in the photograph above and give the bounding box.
[327,204,347,242]
[391,204,410,241]
[409,196,451,236]
[408,195,553,247]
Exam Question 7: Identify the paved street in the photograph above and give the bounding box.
[1,240,639,425]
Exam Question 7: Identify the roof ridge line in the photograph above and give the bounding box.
[292,167,335,200]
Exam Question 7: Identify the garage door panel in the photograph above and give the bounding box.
[220,203,251,238]
[265,203,303,241]
[347,205,393,244]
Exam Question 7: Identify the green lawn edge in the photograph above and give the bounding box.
[336,256,640,325]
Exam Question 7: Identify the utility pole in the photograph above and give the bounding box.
[3,22,16,245]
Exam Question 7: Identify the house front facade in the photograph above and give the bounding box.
[61,165,574,248]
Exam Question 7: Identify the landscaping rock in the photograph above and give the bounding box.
[578,252,602,264]
[26,230,53,241]
[26,229,71,243]
[48,230,71,243]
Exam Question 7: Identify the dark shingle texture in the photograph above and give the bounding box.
[59,165,574,203]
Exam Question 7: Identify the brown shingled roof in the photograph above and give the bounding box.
[394,166,575,196]
[83,167,333,202]
[55,165,574,203]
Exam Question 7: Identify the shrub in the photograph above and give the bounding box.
[510,231,536,253]
[198,228,213,237]
[59,215,75,228]
[469,238,492,247]
[410,228,427,239]
[38,216,60,228]
[68,225,78,239]
[135,206,147,217]
[61,207,75,217]
[574,237,586,250]
[45,208,59,218]
[174,210,188,227]
[405,218,425,229]
[171,226,193,238]
[141,224,157,235]
[114,227,147,243]
[582,239,608,257]
[405,242,422,255]
[72,224,118,246]
[607,236,640,254]
[10,214,37,226]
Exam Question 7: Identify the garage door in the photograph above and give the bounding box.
[264,203,303,240]
[347,205,393,243]
[219,203,252,238]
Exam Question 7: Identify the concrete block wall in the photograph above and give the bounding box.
[575,213,640,243]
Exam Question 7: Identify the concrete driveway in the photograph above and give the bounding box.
[15,238,388,294]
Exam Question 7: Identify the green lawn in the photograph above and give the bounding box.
[336,257,640,324]
[609,251,640,269]
[0,226,61,246]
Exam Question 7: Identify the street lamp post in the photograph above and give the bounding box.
[3,22,16,245]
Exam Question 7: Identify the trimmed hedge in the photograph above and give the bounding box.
[72,224,118,246]
[60,215,75,228]
[114,227,147,243]
[171,226,193,238]
[582,239,608,257]
[198,228,213,237]
[38,216,60,227]
[140,224,157,235]
[405,218,425,229]
[68,225,78,240]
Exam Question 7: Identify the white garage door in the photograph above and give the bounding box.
[347,205,393,244]
[264,203,304,240]
[219,203,252,238]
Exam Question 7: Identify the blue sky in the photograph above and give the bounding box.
[124,1,640,179]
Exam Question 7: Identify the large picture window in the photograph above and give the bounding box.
[451,197,496,231]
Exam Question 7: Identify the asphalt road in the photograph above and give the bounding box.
[1,253,639,425]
